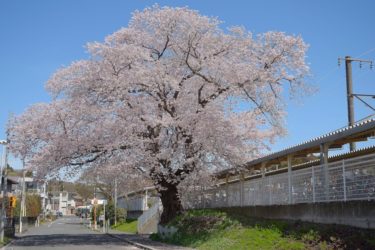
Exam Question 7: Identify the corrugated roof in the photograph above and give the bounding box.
[217,118,375,177]
[216,145,375,186]
[247,118,375,165]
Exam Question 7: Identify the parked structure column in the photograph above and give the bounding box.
[261,162,266,205]
[240,173,244,207]
[312,165,316,203]
[225,174,229,207]
[342,160,347,201]
[320,143,330,200]
[287,154,293,204]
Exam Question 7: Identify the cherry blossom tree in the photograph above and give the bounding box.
[79,164,153,200]
[8,6,310,224]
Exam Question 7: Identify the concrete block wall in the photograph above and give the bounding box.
[219,200,375,229]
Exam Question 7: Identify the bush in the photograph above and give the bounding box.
[105,202,127,224]
[90,202,127,225]
[46,213,56,221]
[14,194,42,218]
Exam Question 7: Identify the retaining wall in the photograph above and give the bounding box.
[219,200,375,229]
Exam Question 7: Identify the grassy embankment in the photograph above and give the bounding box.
[0,237,11,247]
[111,218,138,234]
[151,209,375,250]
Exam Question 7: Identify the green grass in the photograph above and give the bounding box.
[152,210,304,250]
[0,236,11,247]
[151,209,375,250]
[111,219,138,234]
[198,227,304,250]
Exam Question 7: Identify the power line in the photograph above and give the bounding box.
[355,47,375,58]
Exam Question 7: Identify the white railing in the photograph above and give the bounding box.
[118,195,160,212]
[184,153,375,209]
[117,196,146,211]
[137,199,162,233]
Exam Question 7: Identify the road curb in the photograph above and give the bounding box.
[107,233,157,250]
[0,238,15,250]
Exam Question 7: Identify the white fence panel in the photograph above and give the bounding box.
[184,152,375,209]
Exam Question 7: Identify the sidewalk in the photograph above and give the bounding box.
[107,228,194,250]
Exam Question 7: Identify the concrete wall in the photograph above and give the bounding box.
[138,214,159,234]
[117,196,147,211]
[127,211,143,219]
[219,200,375,229]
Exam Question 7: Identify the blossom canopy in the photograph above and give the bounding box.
[8,5,310,223]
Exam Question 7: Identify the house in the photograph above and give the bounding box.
[46,191,79,215]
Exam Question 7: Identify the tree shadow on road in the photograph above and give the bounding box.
[11,234,127,247]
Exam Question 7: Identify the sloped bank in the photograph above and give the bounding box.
[151,209,375,249]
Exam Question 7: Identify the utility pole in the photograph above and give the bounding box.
[339,56,373,151]
[0,140,8,242]
[1,145,8,241]
[103,200,106,233]
[43,181,47,219]
[19,160,26,233]
[93,184,97,230]
[114,178,117,226]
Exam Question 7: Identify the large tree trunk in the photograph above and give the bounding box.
[159,183,183,225]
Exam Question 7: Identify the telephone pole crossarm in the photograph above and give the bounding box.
[338,56,374,152]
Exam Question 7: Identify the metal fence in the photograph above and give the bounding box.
[184,153,375,209]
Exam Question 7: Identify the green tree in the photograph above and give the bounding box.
[105,201,126,224]
[14,194,41,217]
[91,202,126,225]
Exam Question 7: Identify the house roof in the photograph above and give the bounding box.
[6,176,19,184]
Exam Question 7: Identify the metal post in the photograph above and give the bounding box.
[320,143,329,201]
[287,155,293,204]
[342,160,347,201]
[2,147,8,234]
[93,203,97,230]
[225,174,229,207]
[93,184,97,230]
[240,173,244,207]
[345,56,356,151]
[312,165,316,203]
[43,182,47,219]
[268,177,272,205]
[19,161,26,234]
[114,178,117,226]
[0,142,8,242]
[261,163,266,205]
[103,201,106,233]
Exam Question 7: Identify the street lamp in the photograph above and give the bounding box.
[0,140,9,242]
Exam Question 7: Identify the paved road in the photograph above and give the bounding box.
[5,216,140,250]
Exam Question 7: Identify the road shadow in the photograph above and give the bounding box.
[109,233,194,250]
[11,234,127,247]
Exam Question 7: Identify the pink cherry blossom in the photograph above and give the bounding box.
[8,5,310,224]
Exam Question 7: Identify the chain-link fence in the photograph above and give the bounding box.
[184,153,375,209]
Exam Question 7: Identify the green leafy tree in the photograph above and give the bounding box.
[14,194,41,217]
[91,202,126,225]
[105,201,126,224]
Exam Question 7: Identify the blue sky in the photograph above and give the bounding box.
[1,0,375,168]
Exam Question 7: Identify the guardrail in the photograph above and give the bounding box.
[184,152,375,208]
